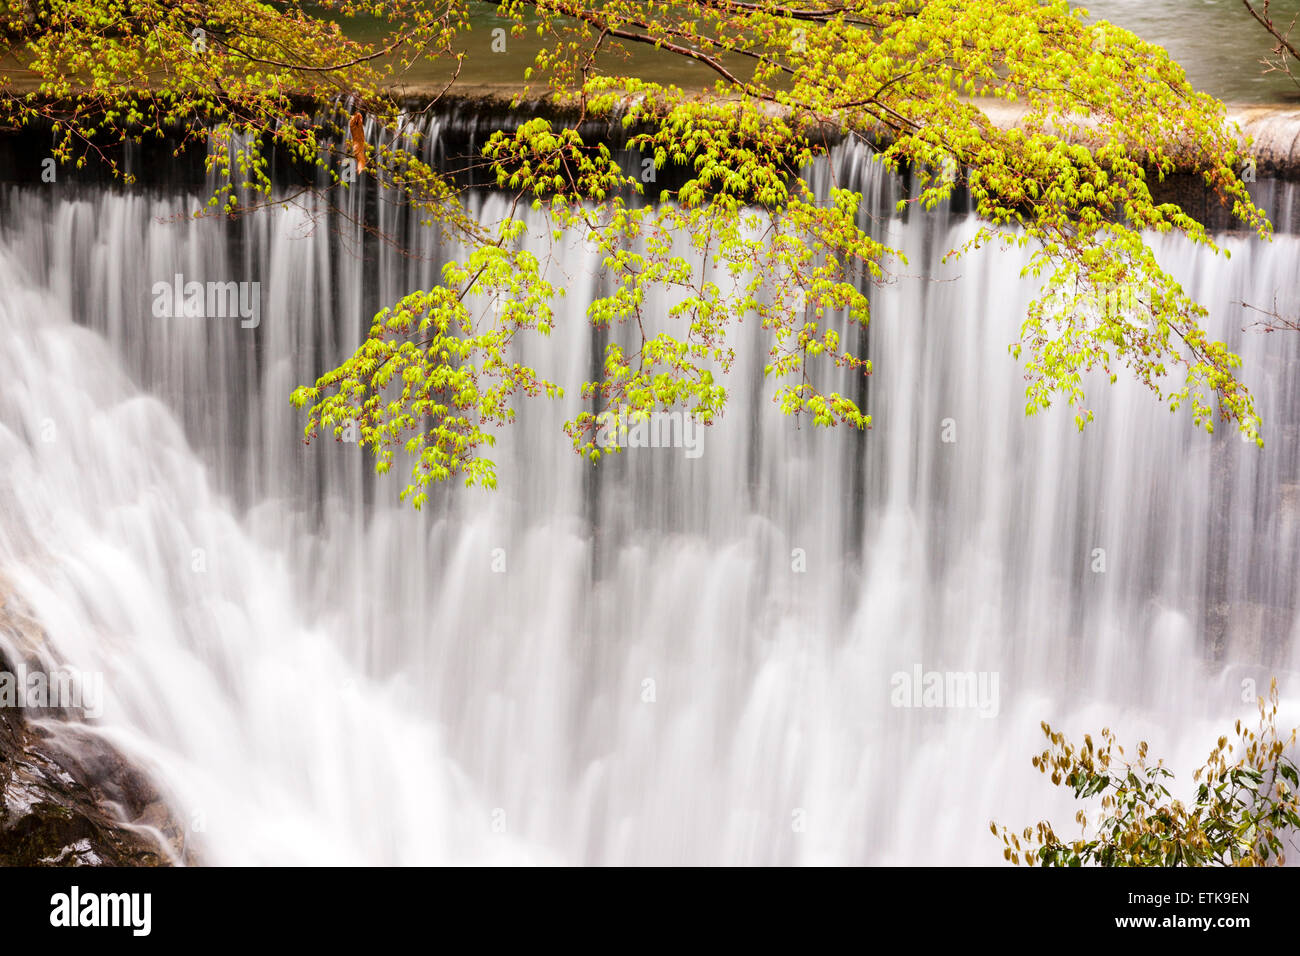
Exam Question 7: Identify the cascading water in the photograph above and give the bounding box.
[1,115,1298,864]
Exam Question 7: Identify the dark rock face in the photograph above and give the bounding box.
[0,588,187,867]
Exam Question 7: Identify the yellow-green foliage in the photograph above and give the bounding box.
[994,681,1300,866]
[1,2,1271,501]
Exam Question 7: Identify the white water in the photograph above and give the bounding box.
[1,136,1298,864]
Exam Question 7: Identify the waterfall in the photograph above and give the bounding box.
[1,117,1298,864]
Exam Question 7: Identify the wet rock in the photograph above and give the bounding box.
[0,585,187,866]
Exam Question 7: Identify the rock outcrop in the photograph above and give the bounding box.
[0,583,187,866]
